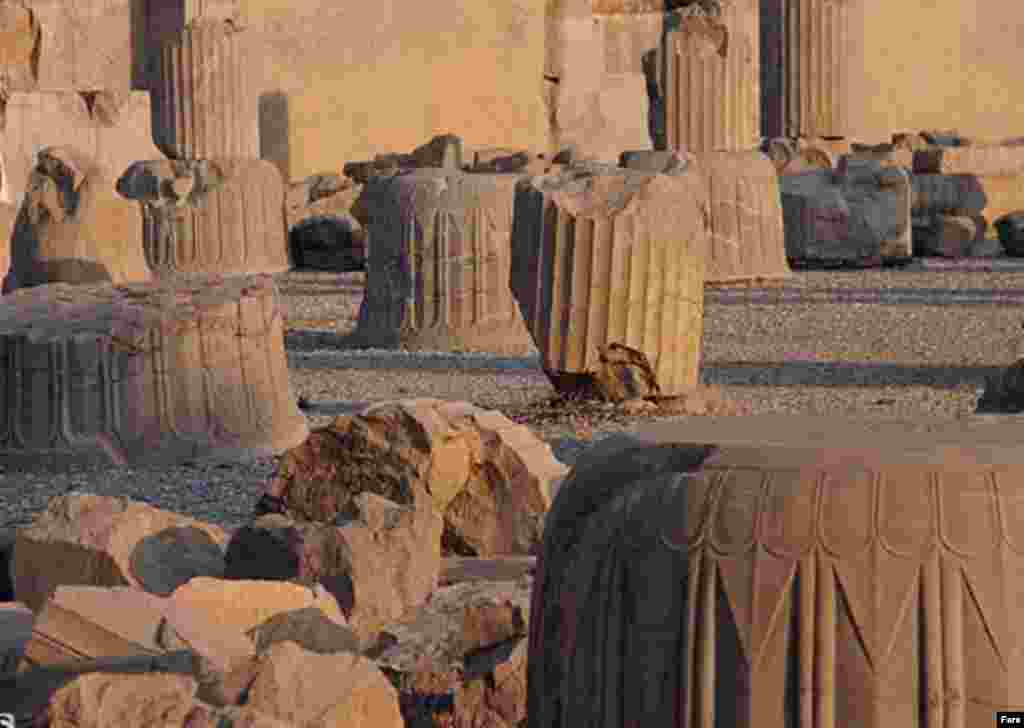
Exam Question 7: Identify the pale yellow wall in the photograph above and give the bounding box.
[846,0,1024,141]
[239,0,548,181]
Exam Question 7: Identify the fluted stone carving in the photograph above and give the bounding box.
[762,0,850,137]
[116,158,289,276]
[697,150,791,284]
[4,146,150,292]
[0,274,308,470]
[528,415,1024,728]
[355,168,533,354]
[510,162,708,395]
[151,19,256,160]
[654,5,759,153]
[780,158,912,265]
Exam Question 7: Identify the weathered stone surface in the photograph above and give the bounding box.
[914,214,988,258]
[847,144,915,170]
[0,275,308,469]
[995,211,1024,256]
[0,602,32,673]
[0,91,163,210]
[44,672,201,728]
[139,0,243,89]
[285,174,360,228]
[0,2,40,91]
[152,19,257,160]
[780,159,912,265]
[354,168,534,354]
[910,173,988,217]
[12,493,229,612]
[469,148,534,174]
[262,399,566,558]
[528,415,1024,728]
[245,640,403,728]
[372,580,530,728]
[440,556,536,586]
[117,158,290,276]
[510,163,708,395]
[5,146,150,291]
[762,0,850,137]
[245,607,360,656]
[913,144,1024,176]
[696,150,791,284]
[653,5,759,153]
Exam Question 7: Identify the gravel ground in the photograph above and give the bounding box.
[3,259,1024,531]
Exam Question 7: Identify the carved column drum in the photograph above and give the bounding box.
[0,274,308,469]
[528,415,1024,727]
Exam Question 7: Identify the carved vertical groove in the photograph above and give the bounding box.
[779,0,848,136]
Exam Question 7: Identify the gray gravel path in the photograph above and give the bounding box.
[2,261,1023,532]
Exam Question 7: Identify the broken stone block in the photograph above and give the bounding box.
[260,399,567,558]
[653,7,759,153]
[151,19,257,160]
[245,640,404,727]
[245,607,360,657]
[0,275,309,470]
[915,214,987,258]
[12,493,229,612]
[696,149,791,284]
[911,173,988,217]
[913,144,1024,176]
[780,159,912,265]
[5,146,150,291]
[510,163,708,395]
[44,672,201,728]
[116,158,290,276]
[847,144,915,170]
[469,148,534,174]
[762,0,850,137]
[1,91,163,210]
[354,168,535,354]
[528,415,1024,728]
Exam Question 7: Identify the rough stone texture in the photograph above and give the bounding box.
[245,639,404,728]
[21,0,132,95]
[116,158,290,276]
[151,19,258,160]
[0,91,163,210]
[0,602,32,673]
[510,163,708,396]
[372,580,530,728]
[780,159,913,265]
[696,150,791,284]
[913,144,1024,176]
[12,493,229,612]
[44,672,201,728]
[654,7,759,153]
[354,169,534,354]
[245,607,360,657]
[0,275,309,469]
[910,173,988,217]
[914,214,988,258]
[0,2,40,92]
[762,0,850,137]
[847,144,915,170]
[5,146,149,292]
[528,415,1024,728]
[261,399,566,558]
[244,0,547,181]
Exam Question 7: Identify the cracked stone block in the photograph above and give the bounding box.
[510,162,707,395]
[354,168,534,354]
[0,274,308,470]
[151,18,257,160]
[117,158,289,276]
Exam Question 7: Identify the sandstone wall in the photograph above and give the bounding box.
[238,0,548,182]
[845,0,1024,141]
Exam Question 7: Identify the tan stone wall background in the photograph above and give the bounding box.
[846,0,1024,141]
[239,0,548,182]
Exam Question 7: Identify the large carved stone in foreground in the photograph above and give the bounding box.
[780,158,912,265]
[528,415,1024,728]
[4,146,150,292]
[355,168,534,354]
[0,274,308,470]
[116,158,289,276]
[151,19,257,160]
[510,163,708,395]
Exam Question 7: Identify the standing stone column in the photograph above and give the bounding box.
[121,18,287,276]
[762,0,850,138]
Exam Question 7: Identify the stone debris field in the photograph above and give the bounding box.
[1,0,1024,726]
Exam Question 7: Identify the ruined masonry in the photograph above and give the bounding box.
[119,18,288,277]
[0,275,308,469]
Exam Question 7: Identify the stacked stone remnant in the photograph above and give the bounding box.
[4,146,150,292]
[354,167,534,354]
[0,274,308,470]
[510,162,708,396]
[120,19,287,276]
[652,1,759,153]
[780,157,912,266]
